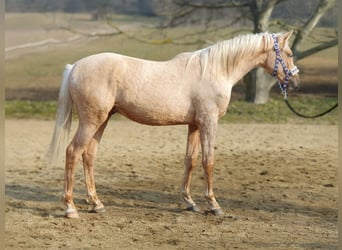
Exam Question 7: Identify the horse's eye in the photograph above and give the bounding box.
[287,53,293,58]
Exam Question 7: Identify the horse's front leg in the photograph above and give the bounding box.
[199,118,224,216]
[181,124,200,212]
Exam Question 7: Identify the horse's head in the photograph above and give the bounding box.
[263,31,300,92]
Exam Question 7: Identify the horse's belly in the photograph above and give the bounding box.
[115,102,193,126]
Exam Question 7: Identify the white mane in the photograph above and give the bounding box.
[188,32,272,78]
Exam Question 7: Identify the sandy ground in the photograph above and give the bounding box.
[5,119,337,249]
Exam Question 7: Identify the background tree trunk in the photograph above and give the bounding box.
[245,68,276,104]
[244,0,277,104]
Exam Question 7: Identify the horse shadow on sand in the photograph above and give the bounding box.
[5,182,336,223]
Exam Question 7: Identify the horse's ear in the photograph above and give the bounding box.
[283,30,293,42]
[279,30,293,48]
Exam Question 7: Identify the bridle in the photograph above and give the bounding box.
[271,33,337,118]
[271,33,299,99]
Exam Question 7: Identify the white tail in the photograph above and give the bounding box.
[47,64,74,165]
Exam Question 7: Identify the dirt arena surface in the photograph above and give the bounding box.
[5,119,337,249]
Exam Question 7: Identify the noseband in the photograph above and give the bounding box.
[271,33,299,97]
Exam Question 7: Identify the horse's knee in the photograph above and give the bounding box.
[82,151,93,164]
[184,155,196,169]
[202,156,214,167]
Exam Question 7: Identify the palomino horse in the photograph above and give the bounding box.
[48,31,299,218]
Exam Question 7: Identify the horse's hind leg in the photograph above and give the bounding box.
[181,124,200,212]
[82,118,110,213]
[63,116,108,218]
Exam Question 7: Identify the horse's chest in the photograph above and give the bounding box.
[216,93,230,117]
[214,83,232,116]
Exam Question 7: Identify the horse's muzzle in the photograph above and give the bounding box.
[288,75,300,91]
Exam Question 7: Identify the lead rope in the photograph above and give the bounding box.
[271,33,338,119]
[284,97,338,119]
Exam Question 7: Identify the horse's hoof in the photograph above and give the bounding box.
[65,211,79,219]
[92,205,106,213]
[210,208,224,216]
[186,205,200,212]
[65,206,79,219]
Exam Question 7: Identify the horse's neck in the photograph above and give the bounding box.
[227,50,266,85]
